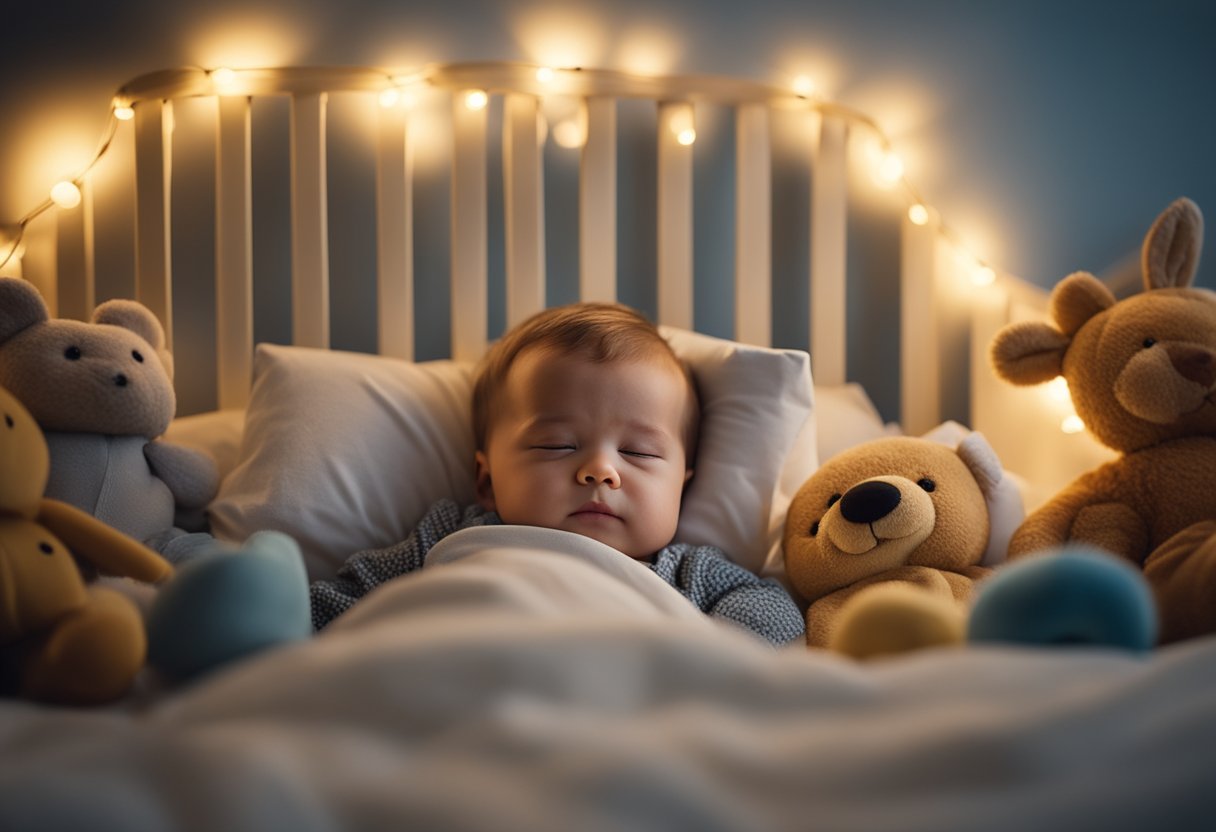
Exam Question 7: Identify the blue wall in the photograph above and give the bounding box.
[3,0,1213,418]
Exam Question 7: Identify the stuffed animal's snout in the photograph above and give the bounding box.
[823,476,936,557]
[1115,340,1216,424]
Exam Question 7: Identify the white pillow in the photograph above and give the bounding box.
[812,382,902,461]
[164,409,246,481]
[210,333,816,580]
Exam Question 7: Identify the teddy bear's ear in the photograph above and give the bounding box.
[1050,271,1116,335]
[0,276,50,345]
[92,299,166,349]
[989,320,1070,386]
[1142,197,1203,291]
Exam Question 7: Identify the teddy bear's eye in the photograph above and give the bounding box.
[1142,337,1157,349]
[132,350,144,363]
[39,542,54,555]
[917,478,936,492]
[4,413,12,429]
[64,345,82,360]
[827,493,841,508]
[810,520,820,537]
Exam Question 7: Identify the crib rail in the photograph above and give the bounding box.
[19,62,942,432]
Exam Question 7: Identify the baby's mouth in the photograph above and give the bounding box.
[571,501,621,520]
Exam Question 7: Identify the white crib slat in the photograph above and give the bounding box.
[657,101,694,330]
[810,114,848,386]
[290,92,330,349]
[55,176,95,322]
[503,93,545,328]
[900,212,940,435]
[376,101,414,360]
[735,104,771,347]
[580,97,616,303]
[215,95,253,409]
[451,93,488,361]
[134,100,173,347]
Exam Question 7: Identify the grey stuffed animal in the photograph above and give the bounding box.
[0,277,217,552]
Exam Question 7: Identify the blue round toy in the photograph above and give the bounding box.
[968,546,1158,652]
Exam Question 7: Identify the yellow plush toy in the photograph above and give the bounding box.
[783,427,1022,658]
[0,385,172,705]
[990,197,1216,644]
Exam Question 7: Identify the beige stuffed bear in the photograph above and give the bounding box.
[783,428,1021,657]
[990,197,1216,644]
[1,384,173,704]
[0,277,217,552]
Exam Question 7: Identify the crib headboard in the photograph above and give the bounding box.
[7,62,952,431]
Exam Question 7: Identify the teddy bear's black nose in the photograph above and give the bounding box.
[840,481,901,524]
[114,373,129,387]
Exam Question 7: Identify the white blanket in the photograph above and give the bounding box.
[2,526,1214,831]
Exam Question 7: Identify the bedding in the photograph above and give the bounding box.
[1,525,1212,831]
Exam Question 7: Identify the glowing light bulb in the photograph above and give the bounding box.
[536,66,555,83]
[792,75,815,97]
[379,89,400,108]
[676,128,697,146]
[553,118,585,148]
[1048,377,1071,403]
[908,204,930,226]
[51,181,82,209]
[210,67,238,91]
[972,265,996,287]
[113,104,135,121]
[874,152,904,187]
[464,90,488,111]
[1061,414,1085,435]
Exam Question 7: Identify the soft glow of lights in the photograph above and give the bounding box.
[1048,377,1071,403]
[676,128,697,146]
[908,204,930,226]
[536,66,555,83]
[514,8,605,68]
[379,89,401,108]
[792,75,815,97]
[972,264,996,287]
[113,104,135,121]
[50,181,81,209]
[464,90,488,111]
[874,152,904,187]
[1061,414,1085,435]
[553,117,586,148]
[210,67,238,91]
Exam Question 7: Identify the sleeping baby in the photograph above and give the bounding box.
[309,302,805,646]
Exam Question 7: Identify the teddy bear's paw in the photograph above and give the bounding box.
[146,531,311,683]
[829,583,966,660]
[968,546,1157,652]
[22,586,146,705]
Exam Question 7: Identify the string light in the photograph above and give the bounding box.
[50,181,82,209]
[1061,414,1085,434]
[3,61,1007,296]
[464,89,488,111]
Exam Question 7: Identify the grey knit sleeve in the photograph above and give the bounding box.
[309,500,492,631]
[650,543,806,646]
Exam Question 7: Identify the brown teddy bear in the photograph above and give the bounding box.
[783,427,1022,657]
[1,384,173,704]
[0,277,218,554]
[990,197,1216,644]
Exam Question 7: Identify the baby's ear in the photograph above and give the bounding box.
[474,451,497,511]
[0,276,49,345]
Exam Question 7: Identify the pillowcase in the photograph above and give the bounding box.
[813,382,902,462]
[209,333,817,580]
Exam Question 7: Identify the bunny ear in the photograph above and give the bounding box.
[1143,197,1203,291]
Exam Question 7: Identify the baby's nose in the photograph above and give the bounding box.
[577,455,621,487]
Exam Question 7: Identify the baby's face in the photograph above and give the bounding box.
[476,348,693,559]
